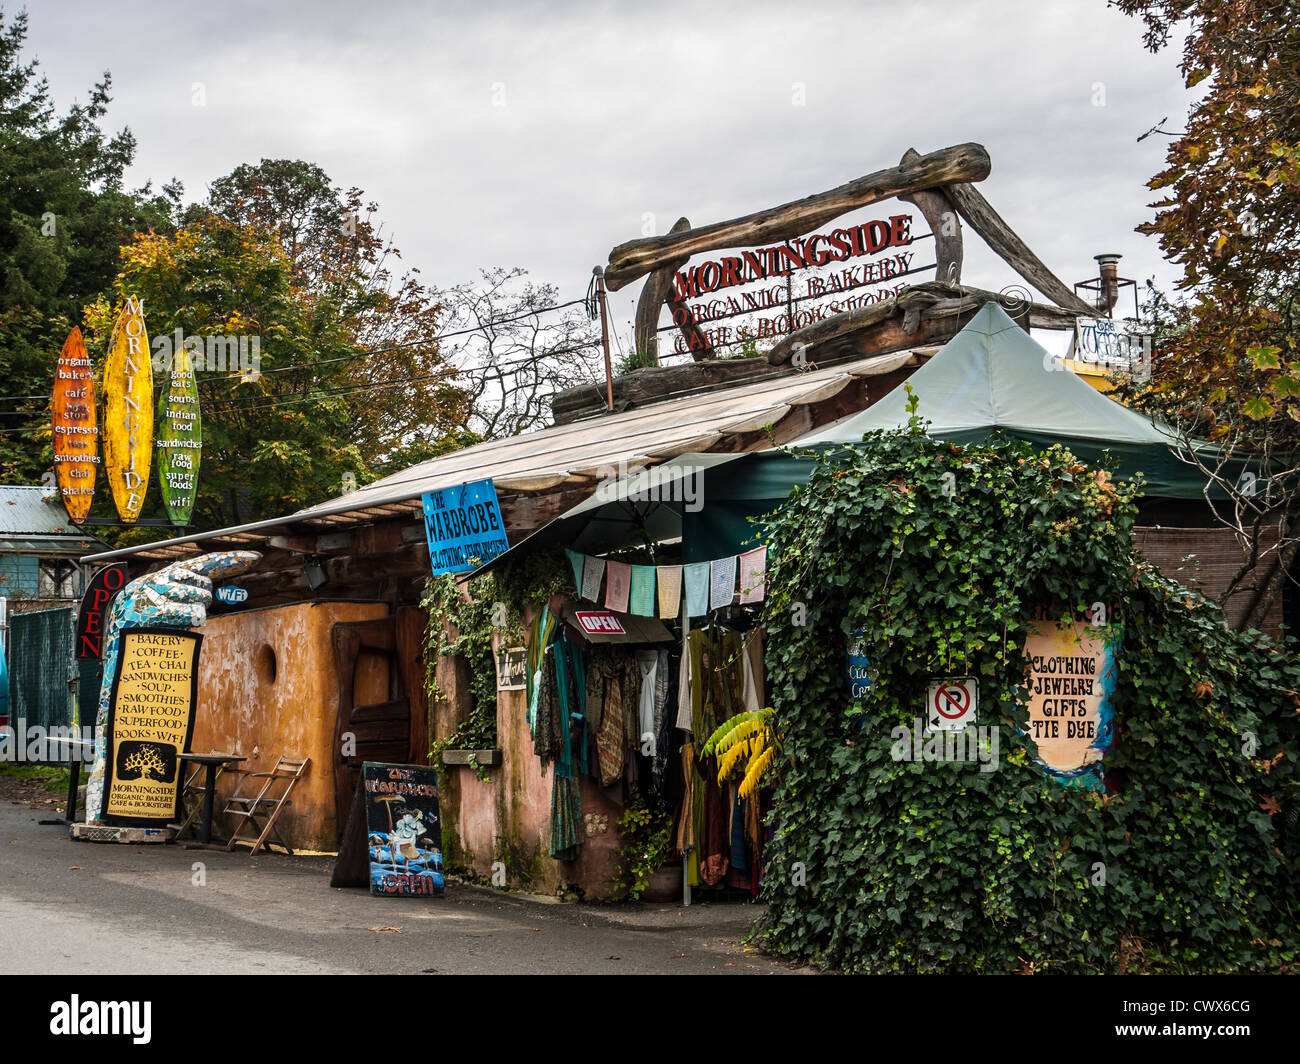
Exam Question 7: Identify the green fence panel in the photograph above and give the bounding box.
[10,607,74,731]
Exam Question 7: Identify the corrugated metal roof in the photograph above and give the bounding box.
[83,349,928,563]
[0,535,106,555]
[0,486,103,540]
[281,348,923,516]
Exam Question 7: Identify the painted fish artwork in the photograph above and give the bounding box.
[51,327,99,522]
[156,346,202,525]
[102,296,152,524]
[363,762,445,897]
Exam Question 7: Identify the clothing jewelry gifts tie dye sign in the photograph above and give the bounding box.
[1023,617,1120,789]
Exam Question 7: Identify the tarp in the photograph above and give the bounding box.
[676,302,1219,557]
[476,302,1217,573]
[790,301,1202,496]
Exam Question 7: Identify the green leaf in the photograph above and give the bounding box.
[1240,396,1276,419]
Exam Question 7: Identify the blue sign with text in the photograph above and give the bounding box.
[847,627,871,699]
[421,478,510,575]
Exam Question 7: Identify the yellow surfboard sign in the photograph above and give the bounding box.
[102,296,153,523]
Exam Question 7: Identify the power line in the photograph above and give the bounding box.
[0,296,592,404]
[193,297,590,386]
[204,335,604,415]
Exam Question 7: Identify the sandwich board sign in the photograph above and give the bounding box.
[100,629,201,825]
[363,762,444,897]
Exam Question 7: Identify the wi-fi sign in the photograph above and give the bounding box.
[215,585,248,604]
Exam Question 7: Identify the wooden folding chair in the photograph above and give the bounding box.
[170,761,209,840]
[223,755,310,855]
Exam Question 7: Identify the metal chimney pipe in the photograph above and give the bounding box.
[1094,254,1122,315]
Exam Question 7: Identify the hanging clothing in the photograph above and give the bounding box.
[651,650,673,793]
[534,627,586,776]
[635,650,659,740]
[533,650,558,764]
[741,628,765,713]
[688,627,745,741]
[552,631,586,780]
[675,742,697,855]
[728,786,748,874]
[525,605,557,737]
[550,773,584,861]
[697,754,729,886]
[587,645,640,787]
[675,627,693,732]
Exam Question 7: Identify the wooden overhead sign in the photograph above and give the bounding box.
[51,328,100,522]
[667,212,927,355]
[608,141,1099,364]
[102,296,153,524]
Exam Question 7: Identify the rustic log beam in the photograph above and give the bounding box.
[943,181,1095,315]
[633,216,692,364]
[897,148,963,286]
[604,143,992,291]
[767,280,1078,365]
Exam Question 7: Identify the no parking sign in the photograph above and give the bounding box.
[926,677,978,732]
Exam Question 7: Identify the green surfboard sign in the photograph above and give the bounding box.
[156,348,201,526]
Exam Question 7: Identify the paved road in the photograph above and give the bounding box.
[0,800,806,975]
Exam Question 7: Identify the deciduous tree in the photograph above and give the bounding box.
[1115,0,1300,628]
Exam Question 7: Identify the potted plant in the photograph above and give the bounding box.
[614,794,676,901]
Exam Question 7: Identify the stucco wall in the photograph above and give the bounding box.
[192,599,389,852]
[439,623,623,898]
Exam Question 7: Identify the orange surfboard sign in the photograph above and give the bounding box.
[51,328,100,523]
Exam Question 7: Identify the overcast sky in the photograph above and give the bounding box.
[23,0,1195,350]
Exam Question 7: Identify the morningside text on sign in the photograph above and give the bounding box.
[669,212,919,353]
[421,478,511,575]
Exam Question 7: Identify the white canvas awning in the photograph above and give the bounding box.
[83,349,932,564]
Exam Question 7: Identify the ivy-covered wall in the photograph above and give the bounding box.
[757,421,1300,973]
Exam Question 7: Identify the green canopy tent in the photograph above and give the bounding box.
[682,301,1218,559]
[477,302,1215,575]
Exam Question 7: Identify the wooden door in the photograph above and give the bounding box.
[331,606,428,835]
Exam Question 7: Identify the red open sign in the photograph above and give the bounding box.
[575,611,626,635]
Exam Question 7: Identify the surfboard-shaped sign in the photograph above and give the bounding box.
[156,346,201,526]
[51,327,100,522]
[102,296,152,524]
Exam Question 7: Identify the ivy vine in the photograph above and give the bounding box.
[755,421,1300,973]
[421,546,577,769]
